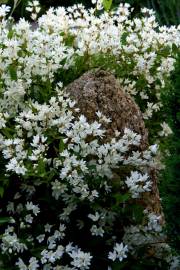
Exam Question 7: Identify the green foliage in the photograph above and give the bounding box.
[0,216,11,224]
[111,257,168,270]
[114,0,180,25]
[0,0,8,3]
[159,53,180,252]
[8,64,17,81]
[103,0,112,11]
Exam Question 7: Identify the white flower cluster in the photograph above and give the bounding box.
[0,2,179,124]
[0,86,156,203]
[88,210,116,237]
[0,2,179,269]
[1,226,27,254]
[122,210,180,267]
[108,242,128,262]
[123,210,163,250]
[158,121,173,137]
[125,171,152,198]
[68,248,92,269]
[0,4,10,17]
[16,257,39,270]
[91,0,103,11]
[26,1,41,21]
[0,86,160,267]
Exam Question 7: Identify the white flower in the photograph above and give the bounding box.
[1,229,27,254]
[69,249,92,269]
[41,246,64,264]
[6,158,27,175]
[149,144,158,154]
[36,234,45,243]
[25,214,33,224]
[16,258,27,270]
[52,180,68,200]
[108,243,128,262]
[7,202,15,214]
[31,13,38,21]
[26,0,41,20]
[0,113,7,128]
[170,256,180,270]
[88,212,100,222]
[158,122,173,137]
[108,251,117,261]
[44,224,53,233]
[0,5,10,17]
[146,212,162,232]
[96,0,103,10]
[90,225,104,237]
[26,202,40,216]
[28,257,39,270]
[26,7,33,12]
[125,171,152,198]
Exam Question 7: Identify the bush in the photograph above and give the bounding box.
[0,2,180,269]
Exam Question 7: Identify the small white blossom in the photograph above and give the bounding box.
[158,122,173,137]
[1,229,27,254]
[44,224,53,233]
[88,212,100,222]
[16,258,27,270]
[90,225,104,237]
[108,243,128,262]
[0,5,10,17]
[69,249,92,269]
[125,171,152,198]
[25,214,33,224]
[36,234,45,243]
[26,202,40,216]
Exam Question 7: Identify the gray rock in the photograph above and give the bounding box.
[65,69,148,150]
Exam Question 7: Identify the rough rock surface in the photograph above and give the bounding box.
[65,69,148,150]
[65,69,163,218]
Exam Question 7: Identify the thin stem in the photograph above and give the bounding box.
[9,0,22,18]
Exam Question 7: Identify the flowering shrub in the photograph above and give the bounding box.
[0,2,180,269]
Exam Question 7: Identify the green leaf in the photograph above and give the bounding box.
[1,127,13,138]
[46,168,56,181]
[113,193,130,204]
[59,138,65,153]
[158,46,170,57]
[132,204,144,223]
[64,34,75,47]
[9,65,17,81]
[172,43,179,55]
[0,0,8,3]
[7,29,14,39]
[176,112,180,121]
[0,187,4,198]
[30,246,46,258]
[37,158,46,177]
[121,32,129,46]
[0,217,11,225]
[112,261,128,270]
[103,0,112,11]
